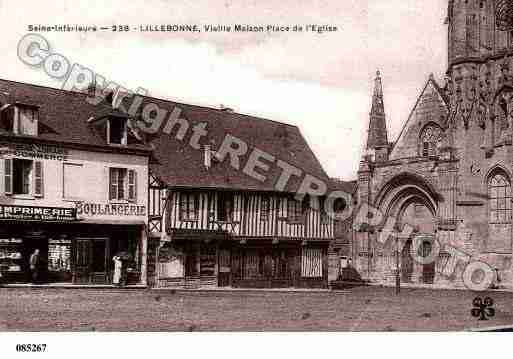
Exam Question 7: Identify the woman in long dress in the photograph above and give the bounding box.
[112,255,122,286]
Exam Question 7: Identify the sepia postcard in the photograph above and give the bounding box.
[1,0,512,357]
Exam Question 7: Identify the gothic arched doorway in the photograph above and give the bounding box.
[398,201,437,284]
[374,172,440,285]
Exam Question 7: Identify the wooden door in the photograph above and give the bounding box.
[422,240,435,284]
[401,240,413,283]
[73,238,109,284]
[74,239,91,284]
[184,243,199,278]
[218,248,231,287]
[90,238,109,284]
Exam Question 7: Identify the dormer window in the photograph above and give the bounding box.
[104,92,114,107]
[107,116,127,145]
[0,104,38,136]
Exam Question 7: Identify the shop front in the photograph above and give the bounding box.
[231,240,329,289]
[0,204,145,285]
[156,230,227,289]
[154,229,329,289]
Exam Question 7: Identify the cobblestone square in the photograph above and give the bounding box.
[1,287,512,331]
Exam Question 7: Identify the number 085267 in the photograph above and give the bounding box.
[15,344,47,352]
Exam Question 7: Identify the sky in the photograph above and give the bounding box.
[0,0,448,180]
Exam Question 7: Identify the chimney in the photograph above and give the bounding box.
[86,79,97,97]
[219,104,234,112]
[204,144,212,169]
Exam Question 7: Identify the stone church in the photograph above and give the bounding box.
[353,0,513,289]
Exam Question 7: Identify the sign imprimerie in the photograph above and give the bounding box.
[0,204,77,221]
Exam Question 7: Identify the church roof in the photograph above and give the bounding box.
[388,75,450,160]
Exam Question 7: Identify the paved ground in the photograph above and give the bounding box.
[0,286,512,331]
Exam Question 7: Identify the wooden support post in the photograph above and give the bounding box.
[140,226,148,286]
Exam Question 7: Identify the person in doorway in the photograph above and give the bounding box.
[112,254,126,287]
[112,255,122,286]
[29,249,40,284]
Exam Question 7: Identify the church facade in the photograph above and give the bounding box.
[353,0,513,290]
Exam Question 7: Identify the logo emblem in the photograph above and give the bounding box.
[471,297,495,321]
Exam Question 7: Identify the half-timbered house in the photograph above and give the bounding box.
[142,97,349,289]
[0,76,353,289]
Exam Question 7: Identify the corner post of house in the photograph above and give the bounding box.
[140,225,148,286]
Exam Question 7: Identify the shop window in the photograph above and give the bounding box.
[107,117,127,145]
[184,244,198,277]
[217,192,234,222]
[260,196,271,222]
[200,244,216,277]
[48,238,71,272]
[158,244,184,278]
[301,247,323,278]
[488,171,512,224]
[243,249,260,278]
[179,192,199,221]
[109,167,137,202]
[0,104,38,136]
[287,198,304,223]
[4,158,43,197]
[273,250,290,279]
[0,238,23,274]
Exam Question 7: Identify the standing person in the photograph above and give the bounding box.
[29,249,40,284]
[120,257,128,287]
[112,255,122,286]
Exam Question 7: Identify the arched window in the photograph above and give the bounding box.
[419,124,443,157]
[488,171,512,224]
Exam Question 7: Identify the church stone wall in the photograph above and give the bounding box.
[352,1,513,289]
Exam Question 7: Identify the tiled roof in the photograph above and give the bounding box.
[130,95,332,193]
[0,78,151,153]
[329,178,357,194]
[0,78,346,195]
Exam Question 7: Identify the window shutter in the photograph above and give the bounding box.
[4,158,12,195]
[34,161,44,197]
[109,168,118,200]
[0,107,15,132]
[128,169,137,202]
[118,169,125,200]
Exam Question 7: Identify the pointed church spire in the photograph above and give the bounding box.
[373,70,383,103]
[366,70,389,150]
